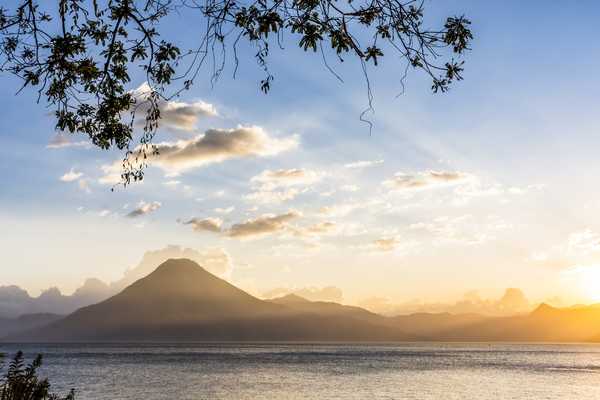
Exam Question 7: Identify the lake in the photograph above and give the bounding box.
[1,343,600,399]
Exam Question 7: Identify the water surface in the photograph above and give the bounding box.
[2,343,600,399]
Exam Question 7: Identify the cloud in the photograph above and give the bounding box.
[318,200,377,217]
[98,164,122,185]
[214,206,235,214]
[567,229,600,256]
[78,178,91,194]
[60,169,83,182]
[340,184,359,192]
[194,248,235,278]
[250,168,322,190]
[370,237,402,252]
[244,188,303,204]
[132,82,217,131]
[359,235,419,254]
[183,217,223,233]
[344,159,384,169]
[163,180,181,187]
[263,286,343,302]
[360,288,531,317]
[304,221,337,235]
[114,245,235,289]
[383,170,473,191]
[150,126,297,172]
[290,221,337,237]
[100,126,298,182]
[126,201,162,218]
[114,246,234,289]
[182,210,302,239]
[409,215,505,245]
[246,168,321,204]
[47,133,90,149]
[528,229,600,269]
[60,169,92,193]
[228,210,301,238]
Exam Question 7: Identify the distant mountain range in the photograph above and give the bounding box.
[0,246,232,318]
[0,313,63,338]
[0,279,111,318]
[6,258,600,343]
[0,246,535,319]
[8,259,415,342]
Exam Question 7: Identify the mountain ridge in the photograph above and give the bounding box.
[8,258,600,343]
[10,259,415,342]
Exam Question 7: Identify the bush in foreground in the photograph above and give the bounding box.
[0,352,74,400]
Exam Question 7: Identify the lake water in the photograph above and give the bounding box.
[1,343,600,399]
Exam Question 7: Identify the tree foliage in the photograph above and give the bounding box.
[0,0,472,184]
[0,352,74,400]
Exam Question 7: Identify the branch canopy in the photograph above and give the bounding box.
[0,0,472,184]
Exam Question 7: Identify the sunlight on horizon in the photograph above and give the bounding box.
[577,266,600,303]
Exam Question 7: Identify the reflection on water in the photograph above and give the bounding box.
[1,343,600,399]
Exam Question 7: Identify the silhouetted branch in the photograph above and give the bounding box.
[0,0,472,185]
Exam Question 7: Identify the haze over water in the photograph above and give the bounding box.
[3,343,600,399]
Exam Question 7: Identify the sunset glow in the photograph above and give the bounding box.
[4,2,600,399]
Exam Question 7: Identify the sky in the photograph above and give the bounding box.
[2,0,600,309]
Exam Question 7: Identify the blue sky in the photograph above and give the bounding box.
[2,0,600,309]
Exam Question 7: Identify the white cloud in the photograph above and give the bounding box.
[409,215,504,245]
[117,245,234,283]
[196,248,234,278]
[227,210,301,239]
[132,82,217,131]
[360,288,531,316]
[47,133,90,149]
[126,201,162,218]
[98,164,122,185]
[182,210,302,239]
[383,170,473,191]
[60,169,91,192]
[78,178,91,194]
[246,168,321,204]
[290,221,337,237]
[100,126,298,182]
[244,188,303,204]
[318,198,383,217]
[214,206,235,214]
[370,237,402,252]
[340,184,359,192]
[567,229,600,256]
[304,221,337,235]
[163,180,181,187]
[344,159,384,169]
[60,169,83,182]
[364,237,419,254]
[183,217,223,233]
[250,168,322,190]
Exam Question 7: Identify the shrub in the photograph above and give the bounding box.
[0,352,74,400]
